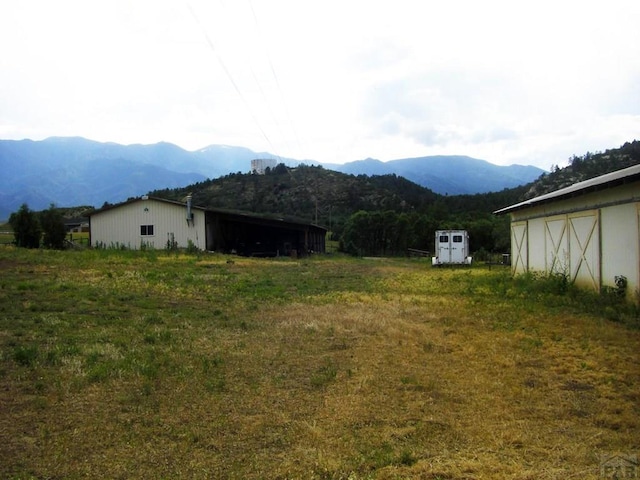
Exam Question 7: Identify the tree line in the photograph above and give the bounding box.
[7,204,67,249]
[338,209,510,258]
[150,164,516,257]
[8,140,635,255]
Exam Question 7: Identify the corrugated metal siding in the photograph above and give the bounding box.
[509,184,639,301]
[91,199,206,250]
[567,211,599,290]
[601,202,638,294]
[527,217,546,274]
[544,214,568,275]
[510,221,528,274]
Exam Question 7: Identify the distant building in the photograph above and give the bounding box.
[64,217,90,233]
[495,164,640,302]
[251,158,277,175]
[89,196,326,256]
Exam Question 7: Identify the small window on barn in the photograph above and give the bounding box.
[453,235,463,243]
[140,225,154,236]
[439,235,449,243]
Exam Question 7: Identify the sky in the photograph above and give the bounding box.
[1,1,639,170]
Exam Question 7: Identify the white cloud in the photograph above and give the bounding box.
[0,0,639,170]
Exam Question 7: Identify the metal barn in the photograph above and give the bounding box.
[89,196,327,256]
[495,164,640,302]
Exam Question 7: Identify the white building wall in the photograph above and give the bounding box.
[91,198,206,250]
[251,158,277,174]
[510,182,639,301]
[600,202,639,295]
[528,217,546,273]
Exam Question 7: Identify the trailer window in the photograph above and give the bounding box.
[439,235,448,243]
[453,235,463,243]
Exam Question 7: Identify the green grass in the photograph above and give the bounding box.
[0,229,90,246]
[0,246,638,479]
[0,231,13,244]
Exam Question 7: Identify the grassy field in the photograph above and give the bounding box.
[0,227,91,247]
[0,231,13,245]
[0,247,638,479]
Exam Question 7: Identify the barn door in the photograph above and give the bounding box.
[545,216,568,274]
[568,211,599,290]
[511,221,528,274]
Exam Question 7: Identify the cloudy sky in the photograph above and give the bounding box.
[1,1,639,170]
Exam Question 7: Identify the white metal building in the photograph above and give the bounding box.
[251,158,277,175]
[90,196,206,250]
[89,195,327,256]
[495,164,640,302]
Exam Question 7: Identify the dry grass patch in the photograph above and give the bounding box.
[0,250,638,479]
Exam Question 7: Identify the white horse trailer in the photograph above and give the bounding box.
[432,230,472,266]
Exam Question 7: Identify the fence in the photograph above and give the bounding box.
[0,231,14,245]
[0,232,91,247]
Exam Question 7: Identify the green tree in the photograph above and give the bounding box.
[40,204,67,249]
[407,213,436,252]
[9,203,42,248]
[273,163,288,175]
[392,212,411,254]
[341,210,412,256]
[340,211,372,256]
[467,218,495,253]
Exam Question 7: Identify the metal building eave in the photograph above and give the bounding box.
[494,164,640,215]
[88,195,326,232]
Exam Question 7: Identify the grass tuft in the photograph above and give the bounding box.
[12,345,38,367]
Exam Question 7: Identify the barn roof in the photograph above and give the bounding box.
[494,164,640,215]
[89,195,327,231]
[89,196,207,216]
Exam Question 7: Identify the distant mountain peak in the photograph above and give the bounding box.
[325,155,544,194]
[0,136,545,219]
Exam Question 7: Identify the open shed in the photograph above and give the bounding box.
[89,196,326,256]
[494,164,640,302]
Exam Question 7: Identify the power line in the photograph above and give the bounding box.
[186,2,279,158]
[246,0,304,159]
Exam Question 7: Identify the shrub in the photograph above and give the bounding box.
[40,204,67,249]
[9,204,42,248]
[186,239,200,255]
[512,270,572,296]
[13,345,38,367]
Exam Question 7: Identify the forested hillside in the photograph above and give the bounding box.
[151,164,519,256]
[524,140,640,199]
[151,140,638,257]
[152,164,437,226]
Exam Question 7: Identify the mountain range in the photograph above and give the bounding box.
[0,136,545,219]
[325,156,543,195]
